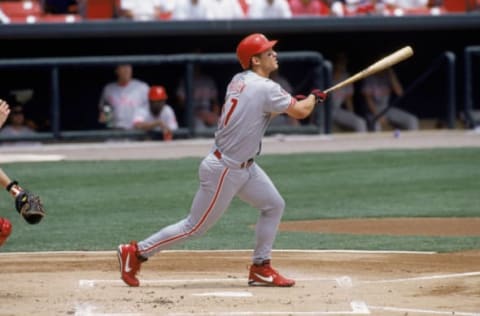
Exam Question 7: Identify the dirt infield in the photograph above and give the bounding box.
[0,250,479,315]
[1,130,480,315]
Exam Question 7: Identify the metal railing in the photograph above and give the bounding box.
[0,52,330,143]
[373,51,456,129]
[464,46,479,128]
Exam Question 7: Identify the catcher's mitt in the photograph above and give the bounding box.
[15,190,45,224]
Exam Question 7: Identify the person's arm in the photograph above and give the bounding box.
[0,99,10,128]
[364,94,377,115]
[388,69,404,96]
[285,95,316,119]
[98,88,109,124]
[344,93,355,112]
[134,120,169,132]
[363,90,387,126]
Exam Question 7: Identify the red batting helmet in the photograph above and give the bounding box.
[236,33,278,70]
[148,86,168,101]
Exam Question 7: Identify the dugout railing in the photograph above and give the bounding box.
[464,46,480,128]
[0,52,331,143]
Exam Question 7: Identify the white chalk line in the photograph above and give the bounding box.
[75,260,479,316]
[74,301,370,316]
[368,305,480,316]
[0,248,436,257]
[75,302,147,316]
[79,276,341,288]
[76,271,480,316]
[80,271,480,288]
[361,271,480,284]
[165,301,370,315]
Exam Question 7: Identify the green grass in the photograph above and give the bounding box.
[1,147,479,253]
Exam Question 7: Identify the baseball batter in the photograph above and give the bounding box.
[117,33,326,287]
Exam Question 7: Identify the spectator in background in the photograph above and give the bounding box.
[330,0,380,16]
[0,100,9,128]
[270,70,300,126]
[118,0,174,21]
[98,64,149,130]
[133,85,178,141]
[361,68,419,131]
[248,0,292,18]
[382,0,443,15]
[0,103,40,146]
[0,7,9,24]
[171,0,211,20]
[208,0,245,19]
[176,64,220,130]
[289,0,330,16]
[330,52,368,132]
[42,0,78,14]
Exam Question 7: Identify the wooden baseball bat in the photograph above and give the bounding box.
[324,46,414,94]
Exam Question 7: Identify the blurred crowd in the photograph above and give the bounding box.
[0,0,475,142]
[0,0,479,24]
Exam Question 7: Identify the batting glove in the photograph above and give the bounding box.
[295,89,327,104]
[310,89,327,104]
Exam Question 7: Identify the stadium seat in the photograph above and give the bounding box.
[443,0,478,12]
[0,0,42,23]
[83,0,118,20]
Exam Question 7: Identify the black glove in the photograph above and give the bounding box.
[15,190,45,224]
[6,181,45,225]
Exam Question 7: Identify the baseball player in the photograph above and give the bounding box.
[0,99,45,247]
[98,64,150,130]
[117,33,326,287]
[0,100,12,246]
[133,85,178,141]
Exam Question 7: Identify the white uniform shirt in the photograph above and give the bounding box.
[208,0,245,19]
[247,0,292,19]
[0,125,36,137]
[215,70,295,162]
[133,104,179,131]
[120,0,174,20]
[171,0,212,20]
[384,0,428,9]
[99,79,150,129]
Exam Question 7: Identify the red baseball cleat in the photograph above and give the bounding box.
[117,241,144,287]
[248,260,295,287]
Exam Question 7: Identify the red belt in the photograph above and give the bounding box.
[214,149,254,169]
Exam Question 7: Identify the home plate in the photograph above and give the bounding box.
[193,291,253,297]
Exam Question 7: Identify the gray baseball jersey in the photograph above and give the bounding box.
[99,79,149,129]
[137,70,295,264]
